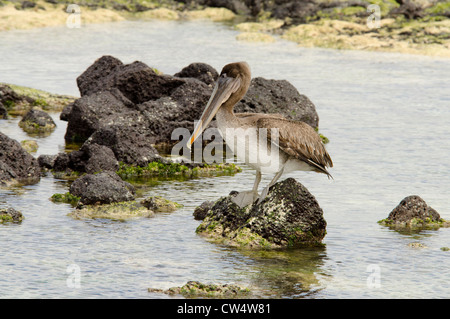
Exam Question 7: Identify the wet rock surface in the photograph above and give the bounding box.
[196,178,327,249]
[0,83,75,114]
[148,281,251,298]
[19,108,56,133]
[0,132,40,186]
[0,207,24,223]
[0,103,8,119]
[0,83,32,110]
[69,171,135,205]
[379,195,449,229]
[140,196,183,212]
[193,200,214,220]
[67,196,182,220]
[37,154,58,170]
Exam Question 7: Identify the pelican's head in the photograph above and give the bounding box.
[187,61,251,149]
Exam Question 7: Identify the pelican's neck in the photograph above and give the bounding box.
[216,103,238,130]
[216,71,250,130]
[216,89,242,128]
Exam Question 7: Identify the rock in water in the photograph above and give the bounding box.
[0,207,24,223]
[193,200,214,220]
[149,281,251,298]
[379,195,448,229]
[196,178,326,249]
[0,103,7,119]
[0,132,40,186]
[18,108,56,134]
[69,172,135,205]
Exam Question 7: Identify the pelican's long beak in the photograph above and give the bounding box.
[187,75,241,149]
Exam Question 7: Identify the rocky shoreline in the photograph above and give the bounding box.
[0,0,449,57]
[1,54,325,230]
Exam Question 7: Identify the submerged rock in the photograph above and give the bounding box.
[196,178,327,249]
[379,195,449,229]
[0,207,24,223]
[69,171,135,205]
[148,281,251,298]
[0,83,26,108]
[68,196,182,220]
[50,192,81,206]
[0,132,40,186]
[18,108,56,134]
[0,83,75,114]
[116,161,241,179]
[20,140,38,153]
[140,196,183,212]
[69,201,153,220]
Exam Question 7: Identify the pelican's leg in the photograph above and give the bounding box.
[231,170,262,208]
[257,167,284,204]
[251,170,262,200]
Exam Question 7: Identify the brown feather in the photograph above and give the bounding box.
[256,117,333,177]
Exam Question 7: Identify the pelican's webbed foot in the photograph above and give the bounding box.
[230,190,259,208]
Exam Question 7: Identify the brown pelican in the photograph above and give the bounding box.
[187,62,333,207]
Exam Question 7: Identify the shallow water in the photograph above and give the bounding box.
[0,19,449,298]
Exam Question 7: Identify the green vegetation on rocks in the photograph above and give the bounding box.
[148,281,251,298]
[378,216,450,230]
[196,178,327,249]
[50,192,81,206]
[116,161,242,179]
[0,207,23,223]
[67,196,182,220]
[378,195,450,230]
[0,83,75,115]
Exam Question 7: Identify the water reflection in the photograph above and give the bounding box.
[220,246,328,298]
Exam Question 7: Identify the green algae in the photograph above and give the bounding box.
[0,214,13,223]
[0,208,23,223]
[116,161,242,179]
[50,192,81,206]
[378,217,450,230]
[67,196,182,220]
[149,281,251,298]
[1,83,75,114]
